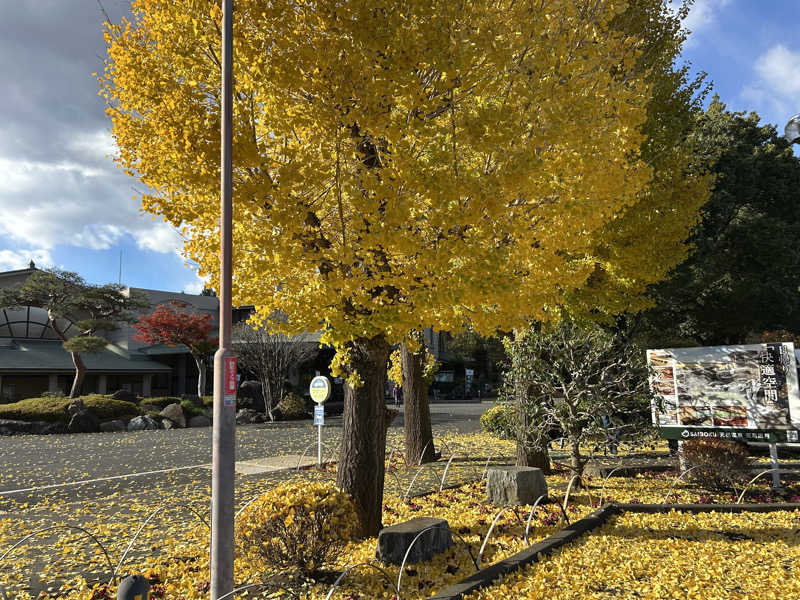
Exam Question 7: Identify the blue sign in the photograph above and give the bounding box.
[314,404,324,426]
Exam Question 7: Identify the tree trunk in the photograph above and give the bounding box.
[194,355,207,397]
[401,343,436,465]
[69,352,86,398]
[262,377,276,421]
[515,402,550,472]
[337,335,392,538]
[570,438,584,484]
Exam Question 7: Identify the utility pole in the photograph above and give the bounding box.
[210,0,236,598]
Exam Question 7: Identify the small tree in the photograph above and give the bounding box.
[0,269,145,398]
[133,302,217,396]
[233,320,317,420]
[502,320,653,479]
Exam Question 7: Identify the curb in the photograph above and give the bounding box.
[428,504,617,600]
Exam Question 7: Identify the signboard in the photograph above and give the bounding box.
[648,343,800,442]
[314,404,324,426]
[224,356,237,407]
[309,375,331,404]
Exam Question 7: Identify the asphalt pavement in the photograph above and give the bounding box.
[0,401,490,507]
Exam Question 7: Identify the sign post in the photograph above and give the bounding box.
[309,376,331,466]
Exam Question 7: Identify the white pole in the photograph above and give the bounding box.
[318,422,322,466]
[769,443,782,489]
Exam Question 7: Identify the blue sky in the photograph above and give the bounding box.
[0,0,797,292]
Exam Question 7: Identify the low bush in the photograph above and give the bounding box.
[180,398,205,418]
[480,403,517,440]
[278,392,308,419]
[145,396,183,409]
[235,479,357,576]
[0,395,138,423]
[679,438,754,490]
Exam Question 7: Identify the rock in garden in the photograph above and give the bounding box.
[159,403,186,428]
[376,517,453,565]
[99,419,126,432]
[188,415,212,428]
[111,389,138,403]
[486,466,548,506]
[127,415,159,431]
[67,409,100,434]
[237,381,263,410]
[0,419,53,435]
[161,419,175,429]
[235,408,265,425]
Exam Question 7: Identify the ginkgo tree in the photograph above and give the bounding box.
[101,0,703,536]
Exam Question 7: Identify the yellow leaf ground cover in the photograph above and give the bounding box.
[465,509,800,600]
[1,432,797,599]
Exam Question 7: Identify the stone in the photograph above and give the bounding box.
[188,415,212,428]
[376,517,453,565]
[127,415,159,431]
[236,408,265,425]
[486,466,548,506]
[159,403,186,428]
[161,419,176,430]
[0,419,54,435]
[99,419,127,433]
[111,389,139,403]
[237,381,263,410]
[67,410,100,434]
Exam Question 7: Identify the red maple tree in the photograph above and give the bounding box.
[133,302,218,396]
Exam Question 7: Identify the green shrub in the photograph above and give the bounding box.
[202,395,213,407]
[480,402,517,439]
[180,398,205,418]
[680,438,754,491]
[278,392,308,419]
[144,396,182,409]
[0,395,138,423]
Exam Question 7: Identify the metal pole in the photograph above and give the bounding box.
[211,0,235,598]
[769,443,782,489]
[318,422,322,466]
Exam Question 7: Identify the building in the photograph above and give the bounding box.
[0,264,218,400]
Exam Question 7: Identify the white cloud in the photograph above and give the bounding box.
[755,45,800,99]
[183,274,209,295]
[740,44,800,130]
[132,222,185,255]
[67,130,118,163]
[0,248,53,271]
[670,0,731,45]
[0,150,185,255]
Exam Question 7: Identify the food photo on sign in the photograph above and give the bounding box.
[647,343,800,441]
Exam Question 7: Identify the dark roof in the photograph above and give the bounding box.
[0,339,171,373]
